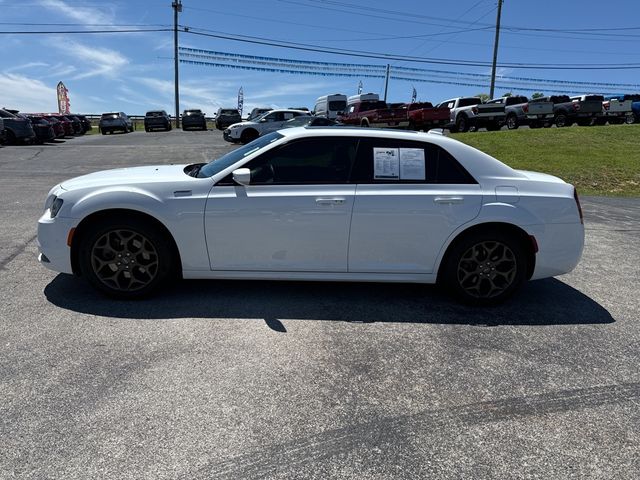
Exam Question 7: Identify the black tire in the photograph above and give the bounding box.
[101,130,107,135]
[145,127,150,132]
[240,129,259,144]
[506,114,519,130]
[529,121,541,129]
[486,121,501,131]
[360,119,370,127]
[78,216,175,298]
[555,113,569,128]
[456,114,469,133]
[441,230,527,306]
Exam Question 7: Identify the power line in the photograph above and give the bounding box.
[0,28,171,34]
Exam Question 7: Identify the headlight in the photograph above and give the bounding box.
[44,194,56,211]
[50,197,64,218]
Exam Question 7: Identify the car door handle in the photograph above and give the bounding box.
[316,197,345,206]
[434,196,464,205]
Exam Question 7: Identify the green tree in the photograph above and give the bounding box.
[531,92,545,99]
[502,92,513,97]
[476,93,491,102]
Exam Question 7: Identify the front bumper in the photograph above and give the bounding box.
[223,129,241,142]
[37,213,78,274]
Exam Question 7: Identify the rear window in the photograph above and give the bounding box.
[184,110,202,115]
[458,98,481,107]
[0,109,16,118]
[328,100,347,111]
[221,109,239,115]
[582,95,604,102]
[146,111,163,116]
[101,113,119,119]
[549,96,571,104]
[506,96,528,105]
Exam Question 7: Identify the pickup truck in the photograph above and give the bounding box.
[436,97,505,133]
[530,95,595,128]
[487,95,554,129]
[596,96,634,125]
[606,94,640,124]
[339,100,410,128]
[570,95,606,126]
[405,102,450,130]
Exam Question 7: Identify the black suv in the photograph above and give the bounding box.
[0,108,36,144]
[215,108,241,130]
[144,110,171,132]
[182,109,206,131]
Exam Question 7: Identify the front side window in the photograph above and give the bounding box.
[350,139,476,184]
[239,137,358,185]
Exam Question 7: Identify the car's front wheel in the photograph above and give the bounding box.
[442,231,527,305]
[78,217,175,298]
[240,129,259,144]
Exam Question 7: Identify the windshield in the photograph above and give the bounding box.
[101,113,118,119]
[184,110,202,115]
[198,132,284,178]
[328,100,347,111]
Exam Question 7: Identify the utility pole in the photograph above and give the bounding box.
[489,0,503,100]
[172,0,182,128]
[383,64,390,102]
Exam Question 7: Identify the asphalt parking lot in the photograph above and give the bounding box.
[1,130,639,479]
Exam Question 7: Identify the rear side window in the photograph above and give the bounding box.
[350,138,476,184]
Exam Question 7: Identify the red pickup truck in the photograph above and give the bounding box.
[405,102,450,131]
[339,100,450,131]
[339,100,409,128]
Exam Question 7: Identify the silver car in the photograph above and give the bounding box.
[99,112,133,135]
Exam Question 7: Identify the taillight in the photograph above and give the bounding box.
[574,187,584,224]
[573,103,580,111]
[522,103,529,113]
[603,101,610,111]
[471,107,478,115]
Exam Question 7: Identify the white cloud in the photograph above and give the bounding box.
[39,0,114,25]
[55,41,128,80]
[6,62,50,73]
[0,74,57,112]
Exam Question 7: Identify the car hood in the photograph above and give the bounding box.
[228,121,257,129]
[60,164,191,191]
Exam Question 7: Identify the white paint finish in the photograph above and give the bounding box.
[181,269,436,283]
[348,184,483,273]
[205,185,356,272]
[527,223,585,279]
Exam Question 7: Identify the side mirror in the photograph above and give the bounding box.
[259,118,268,123]
[232,168,251,186]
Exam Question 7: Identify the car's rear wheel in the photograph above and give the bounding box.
[555,113,569,127]
[506,114,518,130]
[442,231,527,305]
[78,217,175,298]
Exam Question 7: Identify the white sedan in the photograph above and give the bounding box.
[223,109,309,144]
[37,128,584,304]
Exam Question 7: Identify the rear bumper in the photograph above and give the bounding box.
[528,223,584,280]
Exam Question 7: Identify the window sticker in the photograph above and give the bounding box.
[373,147,399,179]
[399,148,426,180]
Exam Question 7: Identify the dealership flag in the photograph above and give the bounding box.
[237,86,244,116]
[57,81,70,114]
[358,80,363,94]
[411,87,417,104]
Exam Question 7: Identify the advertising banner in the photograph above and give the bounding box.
[57,82,70,114]
[237,86,244,116]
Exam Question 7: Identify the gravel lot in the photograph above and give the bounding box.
[1,130,639,479]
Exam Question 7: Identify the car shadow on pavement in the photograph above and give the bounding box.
[44,275,614,327]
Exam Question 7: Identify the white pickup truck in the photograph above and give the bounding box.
[596,97,634,125]
[437,97,506,132]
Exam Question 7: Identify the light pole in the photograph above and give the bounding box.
[489,0,504,100]
[172,0,182,128]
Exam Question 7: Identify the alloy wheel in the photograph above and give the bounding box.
[456,240,517,299]
[90,229,159,292]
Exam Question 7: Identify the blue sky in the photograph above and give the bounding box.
[2,0,640,115]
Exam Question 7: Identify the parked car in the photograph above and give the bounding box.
[99,112,133,134]
[42,115,70,137]
[37,128,584,305]
[597,96,634,125]
[215,108,241,130]
[75,115,92,134]
[64,115,84,135]
[144,110,171,132]
[405,102,451,131]
[569,95,605,126]
[437,97,505,132]
[24,115,56,143]
[339,94,410,128]
[247,108,272,121]
[606,94,640,124]
[487,95,554,129]
[280,115,340,129]
[223,109,308,143]
[314,94,348,119]
[182,109,207,131]
[0,108,36,144]
[288,107,310,112]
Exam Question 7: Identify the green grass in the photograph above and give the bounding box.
[451,124,640,197]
